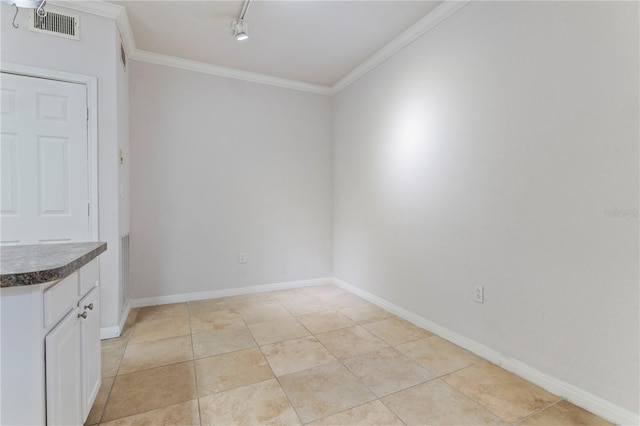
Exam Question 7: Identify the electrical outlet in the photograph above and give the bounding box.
[239,253,246,264]
[474,286,484,303]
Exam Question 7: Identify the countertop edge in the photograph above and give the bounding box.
[1,243,107,288]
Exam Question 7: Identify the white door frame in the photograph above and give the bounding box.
[1,62,99,241]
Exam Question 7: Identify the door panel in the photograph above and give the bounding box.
[0,73,89,245]
[38,135,71,215]
[1,134,18,216]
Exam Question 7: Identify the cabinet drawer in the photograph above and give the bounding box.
[44,273,79,327]
[79,258,99,296]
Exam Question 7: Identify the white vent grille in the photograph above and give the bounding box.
[29,9,79,40]
[120,233,130,315]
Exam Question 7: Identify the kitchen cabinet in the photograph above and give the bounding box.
[45,285,100,425]
[45,304,83,426]
[1,243,106,425]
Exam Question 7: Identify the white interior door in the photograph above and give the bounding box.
[1,72,89,245]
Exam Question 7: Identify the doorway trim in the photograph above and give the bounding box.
[1,62,99,241]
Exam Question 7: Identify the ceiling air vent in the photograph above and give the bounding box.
[29,9,79,40]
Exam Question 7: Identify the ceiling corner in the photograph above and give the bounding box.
[330,0,471,96]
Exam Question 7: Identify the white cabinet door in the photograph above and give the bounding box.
[79,286,101,421]
[0,72,89,245]
[45,309,82,426]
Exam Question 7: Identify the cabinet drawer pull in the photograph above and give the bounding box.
[78,311,88,319]
[84,303,94,311]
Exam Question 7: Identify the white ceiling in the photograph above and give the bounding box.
[106,1,443,87]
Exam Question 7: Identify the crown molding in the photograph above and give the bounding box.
[330,0,471,95]
[131,49,333,95]
[114,4,135,56]
[49,0,331,95]
[47,0,469,97]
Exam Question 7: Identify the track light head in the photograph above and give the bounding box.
[232,19,249,41]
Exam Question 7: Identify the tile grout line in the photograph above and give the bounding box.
[267,292,416,423]
[512,397,564,425]
[104,305,200,424]
[246,308,306,425]
[262,290,366,424]
[187,302,204,426]
[438,362,543,424]
[95,312,133,424]
[376,394,409,426]
[313,313,410,426]
[287,304,384,424]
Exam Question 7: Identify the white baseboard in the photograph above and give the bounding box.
[100,300,132,340]
[130,277,334,308]
[100,326,120,340]
[102,278,331,337]
[333,278,639,426]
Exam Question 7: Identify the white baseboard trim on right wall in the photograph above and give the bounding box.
[333,278,639,426]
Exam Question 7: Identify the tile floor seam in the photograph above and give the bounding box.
[265,318,351,378]
[272,374,306,424]
[245,319,284,386]
[444,361,565,424]
[117,335,194,377]
[403,353,481,380]
[113,358,196,379]
[260,335,337,377]
[124,331,191,347]
[192,345,256,361]
[94,376,116,425]
[246,313,327,425]
[187,306,204,426]
[441,376,509,423]
[439,365,541,424]
[298,398,388,426]
[511,397,564,425]
[294,317,316,337]
[101,360,198,423]
[245,315,267,354]
[312,327,352,362]
[376,394,409,426]
[339,346,436,399]
[100,399,199,425]
[435,366,510,421]
[97,321,130,423]
[358,367,442,405]
[334,357,381,402]
[276,361,377,424]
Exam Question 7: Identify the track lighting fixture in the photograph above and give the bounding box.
[232,0,251,41]
[233,19,248,41]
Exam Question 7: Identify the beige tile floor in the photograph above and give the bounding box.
[87,284,612,425]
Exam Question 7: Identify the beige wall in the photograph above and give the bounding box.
[332,0,639,415]
[129,61,333,299]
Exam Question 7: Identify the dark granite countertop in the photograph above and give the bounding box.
[0,242,107,288]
